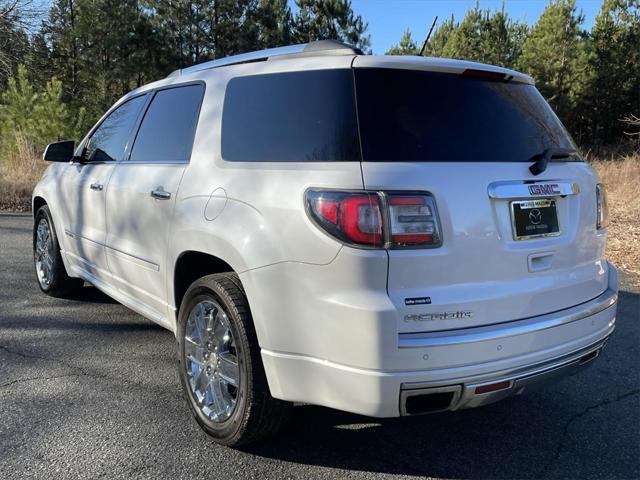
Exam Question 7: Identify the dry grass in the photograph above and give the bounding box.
[0,132,47,212]
[589,153,640,279]
[1,136,638,278]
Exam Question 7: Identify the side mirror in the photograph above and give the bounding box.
[43,140,76,162]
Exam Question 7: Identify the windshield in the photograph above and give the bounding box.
[354,68,576,162]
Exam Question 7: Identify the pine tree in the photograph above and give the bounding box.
[211,0,261,58]
[386,29,419,55]
[45,0,82,102]
[517,0,588,126]
[0,65,79,160]
[293,0,370,51]
[581,0,640,145]
[441,4,527,68]
[144,1,262,63]
[0,2,30,87]
[255,0,293,48]
[0,65,36,145]
[41,0,167,126]
[32,78,72,143]
[25,32,54,90]
[426,15,456,57]
[441,6,484,61]
[144,0,200,66]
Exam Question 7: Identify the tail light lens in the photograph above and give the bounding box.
[307,191,383,247]
[388,195,441,247]
[596,183,609,230]
[306,190,441,249]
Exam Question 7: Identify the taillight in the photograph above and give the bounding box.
[306,190,441,249]
[339,196,383,245]
[388,194,441,247]
[596,183,609,230]
[306,191,383,247]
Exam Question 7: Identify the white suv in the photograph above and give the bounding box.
[33,40,618,446]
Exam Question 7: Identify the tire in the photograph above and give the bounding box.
[33,205,83,297]
[177,273,291,446]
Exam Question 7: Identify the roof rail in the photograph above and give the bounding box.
[168,40,362,78]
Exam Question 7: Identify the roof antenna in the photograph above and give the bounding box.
[418,16,438,57]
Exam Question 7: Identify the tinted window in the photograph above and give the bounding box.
[86,95,146,162]
[222,70,360,162]
[355,69,576,162]
[130,84,204,162]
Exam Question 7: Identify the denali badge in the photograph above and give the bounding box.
[404,311,474,322]
[528,183,561,196]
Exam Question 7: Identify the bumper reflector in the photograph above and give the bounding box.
[475,380,512,395]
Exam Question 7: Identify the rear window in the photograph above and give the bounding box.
[221,70,360,162]
[130,84,204,163]
[355,68,576,162]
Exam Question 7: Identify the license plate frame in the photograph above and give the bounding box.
[510,198,560,240]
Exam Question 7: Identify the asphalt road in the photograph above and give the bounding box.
[1,213,638,480]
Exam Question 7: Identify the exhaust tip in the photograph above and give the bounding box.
[579,349,600,365]
[400,385,461,415]
[405,392,455,415]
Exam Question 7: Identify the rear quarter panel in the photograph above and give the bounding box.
[166,57,364,315]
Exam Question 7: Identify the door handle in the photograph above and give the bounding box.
[89,182,103,191]
[151,188,171,200]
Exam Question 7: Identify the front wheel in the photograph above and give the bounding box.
[33,205,83,297]
[176,273,291,446]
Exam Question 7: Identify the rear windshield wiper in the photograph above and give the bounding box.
[529,147,577,176]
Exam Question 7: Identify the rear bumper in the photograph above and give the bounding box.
[400,334,609,415]
[259,264,618,417]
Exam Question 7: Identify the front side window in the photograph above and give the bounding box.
[129,84,204,163]
[221,70,360,162]
[85,95,146,162]
[354,68,576,162]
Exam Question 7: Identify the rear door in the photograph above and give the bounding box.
[353,64,609,334]
[105,84,204,322]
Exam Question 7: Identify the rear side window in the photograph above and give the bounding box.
[130,84,204,162]
[355,69,576,162]
[86,95,146,162]
[221,70,360,162]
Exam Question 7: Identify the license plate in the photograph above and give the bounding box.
[511,199,560,240]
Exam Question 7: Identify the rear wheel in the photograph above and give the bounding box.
[33,205,83,297]
[177,273,291,446]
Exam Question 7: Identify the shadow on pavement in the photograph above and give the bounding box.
[66,285,119,304]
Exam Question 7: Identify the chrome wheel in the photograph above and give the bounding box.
[35,218,54,288]
[184,300,240,422]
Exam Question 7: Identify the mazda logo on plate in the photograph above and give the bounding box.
[529,209,542,225]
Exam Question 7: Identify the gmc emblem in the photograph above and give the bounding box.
[528,183,560,196]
